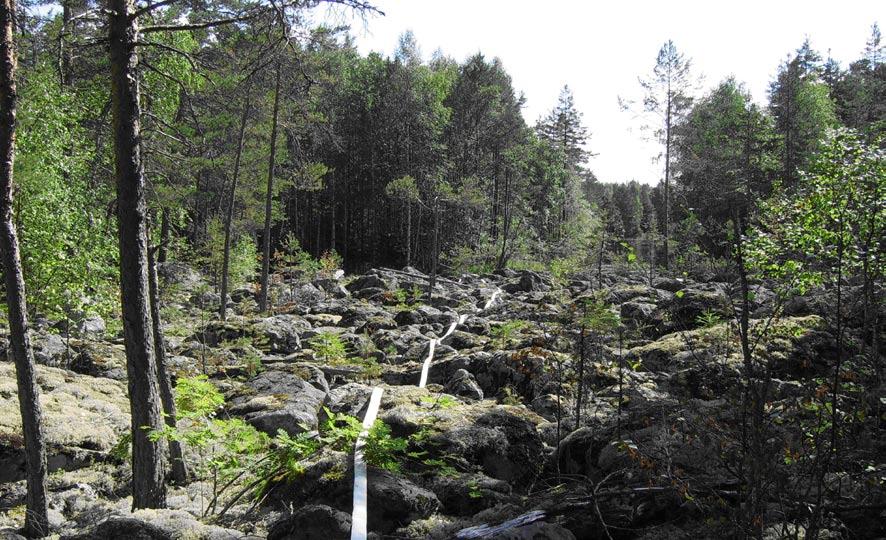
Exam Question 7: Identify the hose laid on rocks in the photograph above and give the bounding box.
[350,286,502,539]
[350,386,384,540]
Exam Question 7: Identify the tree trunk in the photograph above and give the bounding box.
[259,65,282,313]
[0,1,50,533]
[496,168,513,270]
[662,87,671,271]
[220,95,250,321]
[405,202,411,268]
[157,207,169,263]
[148,244,187,484]
[108,0,167,509]
[575,324,586,428]
[427,200,440,302]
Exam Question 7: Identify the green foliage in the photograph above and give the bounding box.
[696,309,723,329]
[577,295,620,334]
[320,409,408,472]
[747,128,884,291]
[490,320,530,347]
[420,394,459,409]
[385,175,421,203]
[203,218,257,288]
[364,422,409,472]
[274,232,321,277]
[308,332,347,363]
[13,63,118,321]
[175,376,225,421]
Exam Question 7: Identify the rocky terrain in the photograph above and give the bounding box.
[0,264,882,539]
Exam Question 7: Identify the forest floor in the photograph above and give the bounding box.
[0,264,883,539]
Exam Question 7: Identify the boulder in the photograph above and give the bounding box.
[0,364,129,482]
[61,509,243,540]
[33,333,68,367]
[253,315,310,354]
[156,262,202,289]
[620,301,661,331]
[668,286,730,328]
[346,273,393,294]
[77,316,106,338]
[227,369,326,436]
[267,504,351,540]
[428,473,512,516]
[272,451,439,535]
[445,369,484,401]
[652,277,686,293]
[368,468,440,532]
[433,408,544,489]
[471,350,547,401]
[68,341,127,380]
[503,271,550,294]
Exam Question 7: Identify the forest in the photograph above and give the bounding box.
[0,0,883,539]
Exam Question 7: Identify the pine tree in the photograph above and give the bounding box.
[536,85,590,171]
[636,40,695,270]
[0,0,49,533]
[768,39,837,187]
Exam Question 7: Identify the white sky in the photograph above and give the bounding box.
[322,0,882,185]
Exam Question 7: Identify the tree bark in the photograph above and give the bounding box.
[108,0,166,509]
[148,244,187,484]
[220,94,250,321]
[157,207,169,263]
[427,199,439,302]
[259,65,282,313]
[662,83,671,271]
[0,1,50,533]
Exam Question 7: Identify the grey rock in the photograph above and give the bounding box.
[445,369,484,401]
[347,273,392,293]
[157,261,202,288]
[503,271,549,293]
[429,473,511,516]
[77,316,106,337]
[267,504,351,540]
[253,315,310,354]
[620,301,659,327]
[368,469,440,532]
[433,408,543,489]
[33,333,68,367]
[228,369,326,436]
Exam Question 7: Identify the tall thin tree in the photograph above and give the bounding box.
[0,0,49,533]
[108,0,167,509]
[220,94,251,321]
[629,40,694,270]
[259,64,282,313]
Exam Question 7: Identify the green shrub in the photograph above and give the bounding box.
[308,332,347,363]
[490,320,530,347]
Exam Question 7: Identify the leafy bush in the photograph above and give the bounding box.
[203,218,258,288]
[308,332,347,363]
[490,320,530,347]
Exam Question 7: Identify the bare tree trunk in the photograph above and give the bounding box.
[148,244,187,484]
[597,226,606,289]
[0,2,49,533]
[220,95,250,321]
[405,202,411,268]
[732,209,764,538]
[575,323,586,428]
[496,168,513,270]
[427,200,439,302]
[157,207,169,263]
[259,65,282,313]
[108,0,166,509]
[662,89,671,271]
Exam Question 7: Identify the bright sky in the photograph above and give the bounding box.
[323,0,882,185]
